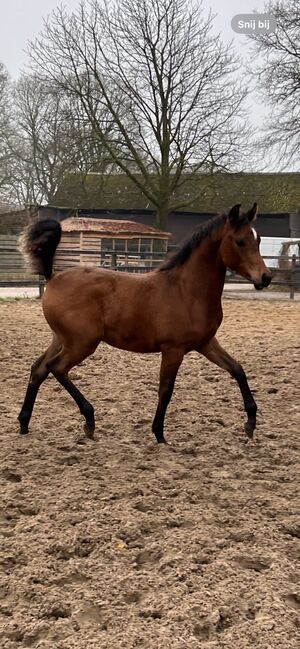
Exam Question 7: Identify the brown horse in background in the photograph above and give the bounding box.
[18,203,271,443]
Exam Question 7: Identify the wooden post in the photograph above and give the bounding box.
[111,251,117,270]
[80,231,83,265]
[290,254,296,300]
[38,277,44,298]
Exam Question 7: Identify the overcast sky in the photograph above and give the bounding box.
[0,0,270,160]
[1,0,267,77]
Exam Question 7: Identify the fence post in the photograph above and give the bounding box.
[290,254,296,300]
[111,251,117,270]
[38,277,44,298]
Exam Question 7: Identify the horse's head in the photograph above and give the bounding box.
[219,203,272,290]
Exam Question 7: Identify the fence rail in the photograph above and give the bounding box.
[0,244,299,299]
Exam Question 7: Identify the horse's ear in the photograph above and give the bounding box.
[246,202,258,222]
[228,204,242,225]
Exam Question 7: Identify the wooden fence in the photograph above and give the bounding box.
[0,235,299,299]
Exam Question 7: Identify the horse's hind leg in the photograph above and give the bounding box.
[47,342,99,438]
[199,336,257,440]
[51,372,95,438]
[18,337,61,434]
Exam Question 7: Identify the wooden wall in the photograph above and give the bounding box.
[54,231,111,270]
[54,231,169,271]
[0,235,28,278]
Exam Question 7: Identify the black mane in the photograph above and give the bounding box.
[159,214,227,271]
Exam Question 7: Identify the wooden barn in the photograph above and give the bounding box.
[54,217,170,271]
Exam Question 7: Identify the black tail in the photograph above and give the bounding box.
[19,219,62,280]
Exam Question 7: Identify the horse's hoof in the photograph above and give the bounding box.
[84,422,95,439]
[157,436,167,444]
[19,427,29,435]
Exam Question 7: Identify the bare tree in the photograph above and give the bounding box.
[3,73,117,205]
[0,63,14,199]
[2,75,72,204]
[28,0,248,228]
[249,0,300,168]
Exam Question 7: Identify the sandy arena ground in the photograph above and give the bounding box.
[0,299,299,649]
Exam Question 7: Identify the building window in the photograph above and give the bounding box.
[114,238,126,252]
[127,239,139,253]
[153,239,167,252]
[140,238,152,253]
[101,238,113,251]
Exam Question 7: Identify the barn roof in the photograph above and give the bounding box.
[54,172,300,213]
[61,217,170,237]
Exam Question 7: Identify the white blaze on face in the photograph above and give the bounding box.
[252,228,258,241]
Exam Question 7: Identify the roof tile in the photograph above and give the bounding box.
[61,217,170,237]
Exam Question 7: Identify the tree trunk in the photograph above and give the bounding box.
[155,201,169,230]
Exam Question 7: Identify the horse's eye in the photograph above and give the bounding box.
[236,239,245,247]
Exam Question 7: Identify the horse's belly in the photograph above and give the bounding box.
[102,317,160,353]
[103,333,160,354]
[101,301,220,354]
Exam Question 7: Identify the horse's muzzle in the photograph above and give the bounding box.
[254,273,272,291]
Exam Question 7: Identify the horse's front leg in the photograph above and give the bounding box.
[199,337,257,440]
[152,348,184,444]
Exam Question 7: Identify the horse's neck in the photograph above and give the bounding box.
[180,235,226,301]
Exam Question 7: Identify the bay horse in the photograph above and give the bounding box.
[18,203,271,443]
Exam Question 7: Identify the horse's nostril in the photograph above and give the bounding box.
[262,273,271,286]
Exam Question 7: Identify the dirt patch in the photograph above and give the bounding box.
[0,299,299,648]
